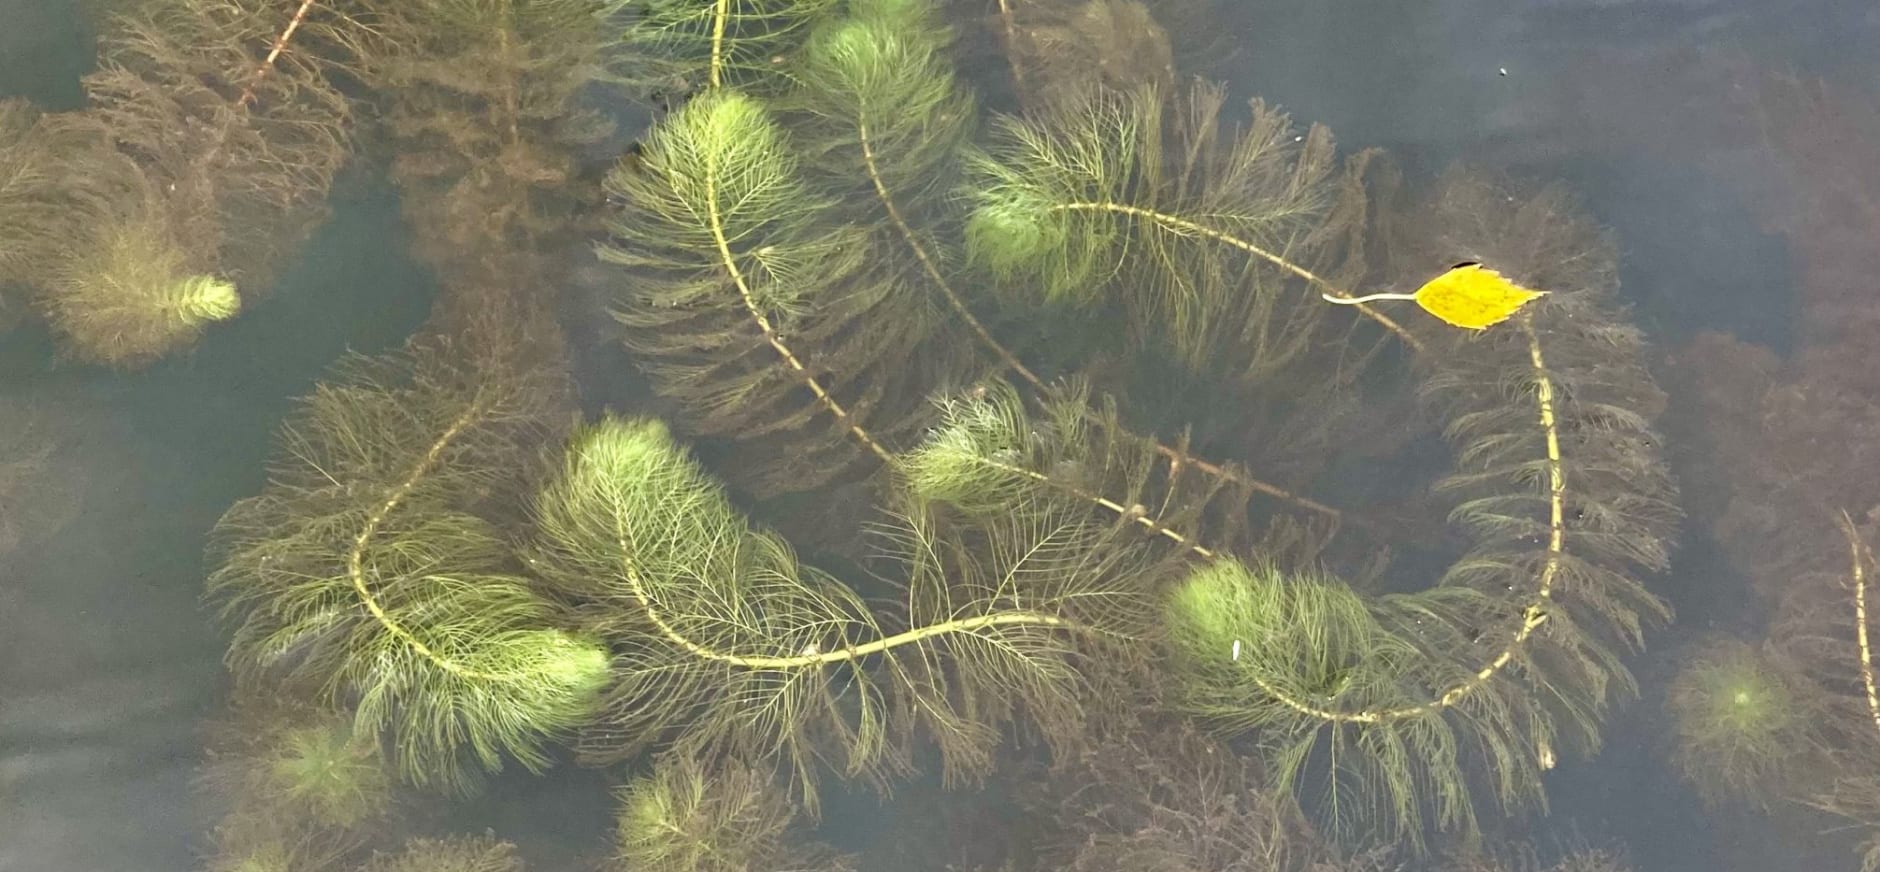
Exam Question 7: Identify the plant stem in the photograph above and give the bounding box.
[1837,511,1880,737]
[238,0,319,108]
[855,119,1353,531]
[710,0,731,89]
[347,398,510,683]
[704,122,896,467]
[1251,313,1563,725]
[1056,200,1426,354]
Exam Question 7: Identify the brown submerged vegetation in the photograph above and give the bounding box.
[1665,71,1880,869]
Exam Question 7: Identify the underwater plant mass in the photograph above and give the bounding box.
[217,0,1672,865]
[18,0,1880,870]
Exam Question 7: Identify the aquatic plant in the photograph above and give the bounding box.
[152,0,1686,859]
[42,204,242,365]
[963,82,1369,373]
[1666,637,1823,808]
[356,0,619,320]
[195,697,389,872]
[358,836,525,872]
[207,332,610,794]
[611,754,852,872]
[1016,710,1345,872]
[528,413,1166,806]
[0,393,84,558]
[206,707,396,832]
[0,99,143,293]
[583,0,1677,849]
[0,0,353,366]
[82,0,354,285]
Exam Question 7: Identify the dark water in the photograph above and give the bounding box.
[3,0,1877,870]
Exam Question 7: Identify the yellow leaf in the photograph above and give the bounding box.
[1412,263,1546,330]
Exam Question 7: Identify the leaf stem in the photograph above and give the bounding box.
[1323,291,1419,304]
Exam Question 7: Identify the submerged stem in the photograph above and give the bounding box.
[703,124,896,468]
[1254,313,1564,725]
[1838,511,1880,737]
[238,0,320,108]
[346,399,511,683]
[1056,200,1425,353]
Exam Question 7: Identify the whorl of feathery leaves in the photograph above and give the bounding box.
[601,86,974,494]
[0,100,145,292]
[1164,558,1499,846]
[961,82,1348,374]
[612,754,853,872]
[900,380,1089,515]
[1666,639,1824,808]
[790,0,976,200]
[84,0,352,286]
[604,89,852,316]
[357,0,619,299]
[44,208,240,367]
[207,337,609,795]
[898,379,1276,561]
[613,0,840,99]
[529,414,893,800]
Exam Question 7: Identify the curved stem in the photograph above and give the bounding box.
[347,398,510,683]
[1255,313,1563,725]
[703,124,896,468]
[608,496,1075,671]
[859,120,1042,387]
[855,119,1352,530]
[1056,200,1426,354]
[1323,291,1419,304]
